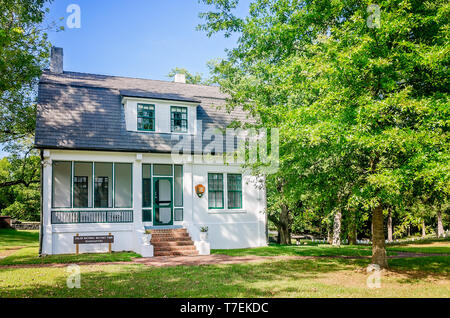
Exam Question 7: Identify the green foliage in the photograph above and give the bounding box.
[0,154,40,221]
[0,1,53,221]
[199,0,450,239]
[0,0,52,144]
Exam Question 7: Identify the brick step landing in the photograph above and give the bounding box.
[148,228,198,257]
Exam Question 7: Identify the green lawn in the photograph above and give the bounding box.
[0,229,39,249]
[0,229,139,265]
[386,238,450,254]
[212,243,393,257]
[1,229,449,298]
[0,256,448,298]
[0,247,140,266]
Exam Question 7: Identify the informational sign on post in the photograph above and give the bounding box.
[73,233,114,254]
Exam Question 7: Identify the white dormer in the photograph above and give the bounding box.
[121,96,198,135]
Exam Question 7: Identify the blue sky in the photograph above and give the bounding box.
[0,0,250,158]
[44,0,248,79]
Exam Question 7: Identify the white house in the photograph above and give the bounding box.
[35,47,267,257]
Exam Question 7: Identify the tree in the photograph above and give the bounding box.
[0,0,53,195]
[199,0,449,268]
[0,0,52,145]
[0,155,40,221]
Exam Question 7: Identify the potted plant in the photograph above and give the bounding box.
[199,226,208,241]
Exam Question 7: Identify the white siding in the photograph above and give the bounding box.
[122,97,197,134]
[41,149,267,255]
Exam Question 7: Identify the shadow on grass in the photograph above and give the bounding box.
[388,256,450,280]
[0,247,140,266]
[212,244,388,258]
[0,258,363,297]
[0,229,39,249]
[1,256,448,298]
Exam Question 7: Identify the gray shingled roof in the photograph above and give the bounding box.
[35,71,251,153]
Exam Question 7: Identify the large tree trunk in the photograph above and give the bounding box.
[387,209,393,242]
[348,209,357,245]
[437,209,444,238]
[278,204,291,244]
[327,229,331,244]
[332,209,342,246]
[372,205,388,269]
[422,220,426,238]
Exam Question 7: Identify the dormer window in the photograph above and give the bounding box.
[171,106,188,133]
[137,104,155,131]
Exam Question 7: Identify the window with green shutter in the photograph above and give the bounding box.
[208,173,224,209]
[227,174,242,209]
[137,104,155,131]
[171,106,188,132]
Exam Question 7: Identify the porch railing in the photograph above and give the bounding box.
[51,210,133,224]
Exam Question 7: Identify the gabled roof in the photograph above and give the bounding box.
[35,71,251,153]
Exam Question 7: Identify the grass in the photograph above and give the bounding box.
[0,229,39,249]
[0,247,140,266]
[0,229,139,265]
[1,228,449,298]
[212,240,450,257]
[386,238,450,254]
[0,256,448,298]
[212,243,391,257]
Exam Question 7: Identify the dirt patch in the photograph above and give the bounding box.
[0,247,25,259]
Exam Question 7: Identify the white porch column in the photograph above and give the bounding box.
[132,153,153,256]
[183,163,193,225]
[41,151,53,255]
[133,154,143,229]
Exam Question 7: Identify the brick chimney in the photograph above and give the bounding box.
[50,47,63,73]
[174,73,186,84]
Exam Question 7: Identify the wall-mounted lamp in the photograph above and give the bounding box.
[195,184,205,198]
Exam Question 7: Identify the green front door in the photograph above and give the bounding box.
[153,177,173,226]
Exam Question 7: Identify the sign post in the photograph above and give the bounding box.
[76,233,79,255]
[73,234,114,255]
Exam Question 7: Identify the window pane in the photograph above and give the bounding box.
[227,174,242,209]
[94,163,112,208]
[174,208,183,221]
[137,104,155,131]
[74,162,92,208]
[114,163,132,208]
[52,161,71,208]
[142,209,152,222]
[208,173,223,209]
[171,106,188,132]
[153,164,172,176]
[142,164,151,207]
[174,165,183,207]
